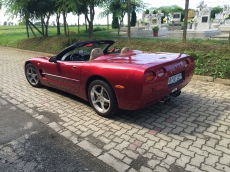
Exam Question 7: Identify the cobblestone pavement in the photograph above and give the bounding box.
[1,46,230,172]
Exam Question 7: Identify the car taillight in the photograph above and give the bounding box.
[145,71,156,81]
[156,68,166,78]
[184,57,194,68]
[184,60,189,68]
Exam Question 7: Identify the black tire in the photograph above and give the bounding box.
[88,80,119,117]
[25,63,42,87]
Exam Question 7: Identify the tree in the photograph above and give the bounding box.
[211,6,222,19]
[5,0,56,37]
[5,0,32,37]
[0,0,2,10]
[130,9,136,26]
[56,0,82,37]
[82,0,107,39]
[112,12,119,28]
[99,0,146,36]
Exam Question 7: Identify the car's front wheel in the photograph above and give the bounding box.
[88,80,119,117]
[25,63,42,87]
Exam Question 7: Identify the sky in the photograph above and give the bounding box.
[0,0,230,25]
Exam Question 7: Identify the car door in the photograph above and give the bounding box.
[44,60,83,94]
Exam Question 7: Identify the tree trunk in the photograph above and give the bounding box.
[63,11,67,37]
[127,0,131,40]
[88,21,93,39]
[107,14,109,30]
[85,3,95,39]
[26,19,29,38]
[45,14,50,36]
[78,14,80,34]
[56,12,61,35]
[183,0,189,43]
[85,15,88,33]
[41,16,44,36]
[28,23,36,37]
[118,18,124,37]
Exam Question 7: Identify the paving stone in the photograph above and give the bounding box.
[98,153,129,172]
[77,140,102,157]
[47,122,64,132]
[189,146,209,157]
[205,138,218,148]
[35,115,50,124]
[179,139,193,149]
[219,153,230,165]
[154,139,168,149]
[201,163,220,172]
[192,138,206,148]
[218,138,230,148]
[175,154,191,168]
[202,145,222,156]
[139,166,153,172]
[215,163,230,172]
[103,141,118,151]
[155,165,169,172]
[108,149,126,160]
[162,147,181,158]
[128,168,138,172]
[185,164,204,172]
[190,154,205,167]
[176,146,195,157]
[122,149,139,159]
[216,131,230,139]
[149,147,167,159]
[147,159,161,169]
[123,157,133,165]
[204,154,219,167]
[114,141,130,151]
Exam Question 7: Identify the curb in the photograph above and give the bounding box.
[192,75,230,85]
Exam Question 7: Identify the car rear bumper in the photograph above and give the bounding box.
[118,68,194,110]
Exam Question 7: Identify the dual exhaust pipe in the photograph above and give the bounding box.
[170,90,181,97]
[160,90,181,104]
[160,96,171,104]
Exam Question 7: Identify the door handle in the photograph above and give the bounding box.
[72,66,77,69]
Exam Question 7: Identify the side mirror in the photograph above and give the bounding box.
[49,57,58,63]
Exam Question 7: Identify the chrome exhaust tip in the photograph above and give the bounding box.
[170,90,181,97]
[160,97,168,104]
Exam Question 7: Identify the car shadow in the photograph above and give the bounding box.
[40,85,229,138]
[110,91,229,138]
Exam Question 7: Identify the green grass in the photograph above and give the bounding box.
[0,25,230,79]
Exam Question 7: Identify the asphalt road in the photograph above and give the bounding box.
[0,97,116,172]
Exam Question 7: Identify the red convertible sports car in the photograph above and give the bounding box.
[25,40,195,117]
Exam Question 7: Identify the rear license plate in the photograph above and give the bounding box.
[168,73,182,85]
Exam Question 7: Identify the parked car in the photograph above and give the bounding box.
[24,40,195,117]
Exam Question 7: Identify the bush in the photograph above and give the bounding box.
[93,27,106,32]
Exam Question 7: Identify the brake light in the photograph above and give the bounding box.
[184,57,194,68]
[145,71,156,81]
[184,60,189,68]
[157,68,166,77]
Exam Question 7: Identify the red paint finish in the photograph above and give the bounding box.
[25,43,195,111]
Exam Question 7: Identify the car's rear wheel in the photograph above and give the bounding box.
[25,63,42,87]
[88,80,119,117]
